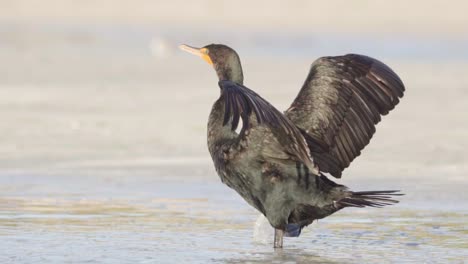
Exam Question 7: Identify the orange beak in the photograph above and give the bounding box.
[179,44,213,65]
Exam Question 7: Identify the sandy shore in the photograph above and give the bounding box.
[0,20,466,182]
[2,0,468,36]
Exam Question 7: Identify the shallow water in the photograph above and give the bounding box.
[0,169,466,264]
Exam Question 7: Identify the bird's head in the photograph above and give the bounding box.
[179,44,244,84]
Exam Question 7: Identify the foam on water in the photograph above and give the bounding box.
[253,214,273,244]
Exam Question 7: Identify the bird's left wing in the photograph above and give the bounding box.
[219,80,318,173]
[285,54,405,178]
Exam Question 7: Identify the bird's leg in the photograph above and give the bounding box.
[274,228,284,248]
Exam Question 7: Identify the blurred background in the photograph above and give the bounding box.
[0,1,467,263]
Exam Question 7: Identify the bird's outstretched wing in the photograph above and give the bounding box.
[219,80,318,174]
[285,54,405,178]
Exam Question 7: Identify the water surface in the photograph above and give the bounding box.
[1,170,466,263]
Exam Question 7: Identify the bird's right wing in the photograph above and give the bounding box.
[285,54,405,178]
[219,80,318,174]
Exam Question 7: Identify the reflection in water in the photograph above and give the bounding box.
[223,248,342,264]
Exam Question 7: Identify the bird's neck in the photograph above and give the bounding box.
[215,59,244,84]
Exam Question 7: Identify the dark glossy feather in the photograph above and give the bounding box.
[219,80,318,173]
[285,54,405,178]
[338,190,402,208]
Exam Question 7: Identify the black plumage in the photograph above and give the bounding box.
[220,80,317,173]
[286,54,405,177]
[180,44,405,248]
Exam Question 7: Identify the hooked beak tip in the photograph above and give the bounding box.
[178,44,188,50]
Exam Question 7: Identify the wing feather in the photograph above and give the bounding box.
[219,80,318,173]
[286,54,405,178]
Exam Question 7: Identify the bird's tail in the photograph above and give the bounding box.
[338,190,403,208]
[284,190,403,237]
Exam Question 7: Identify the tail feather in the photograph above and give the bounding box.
[338,190,403,208]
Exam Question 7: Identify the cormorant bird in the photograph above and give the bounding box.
[180,44,404,248]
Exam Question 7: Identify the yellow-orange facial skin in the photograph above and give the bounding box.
[200,48,213,65]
